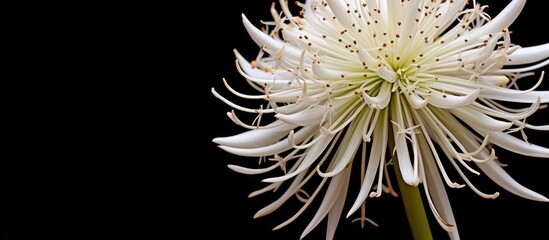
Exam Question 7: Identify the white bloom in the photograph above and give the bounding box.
[212,0,549,239]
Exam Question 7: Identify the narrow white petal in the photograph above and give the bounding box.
[499,58,549,73]
[276,106,333,126]
[241,14,300,59]
[362,82,392,109]
[272,177,328,230]
[325,0,352,29]
[234,49,275,80]
[312,61,344,80]
[254,173,307,218]
[477,160,549,202]
[449,108,512,132]
[393,131,417,186]
[318,121,363,178]
[213,122,295,148]
[438,0,467,27]
[218,126,316,157]
[242,14,282,49]
[482,131,549,158]
[325,177,349,240]
[459,0,526,43]
[479,75,509,86]
[228,163,281,175]
[248,182,279,198]
[347,111,388,217]
[233,57,293,91]
[422,146,461,239]
[391,96,419,186]
[507,43,549,66]
[378,0,399,28]
[396,0,419,53]
[301,167,351,239]
[376,66,397,83]
[428,89,480,109]
[211,87,276,114]
[346,151,380,218]
[363,0,379,9]
[302,0,319,18]
[358,48,379,66]
[262,134,334,182]
[407,92,430,109]
[481,89,549,104]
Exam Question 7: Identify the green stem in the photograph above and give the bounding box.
[389,135,433,240]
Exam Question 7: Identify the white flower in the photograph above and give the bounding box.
[212,0,549,239]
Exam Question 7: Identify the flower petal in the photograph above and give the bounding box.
[507,43,549,66]
[212,122,295,148]
[484,131,549,158]
[318,120,363,178]
[428,89,480,109]
[241,14,300,59]
[449,107,513,132]
[468,0,526,38]
[262,134,334,182]
[347,110,389,217]
[362,82,392,109]
[477,160,549,202]
[301,167,351,239]
[325,0,353,29]
[218,126,316,157]
[276,105,334,126]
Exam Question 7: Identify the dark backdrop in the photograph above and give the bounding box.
[2,1,548,240]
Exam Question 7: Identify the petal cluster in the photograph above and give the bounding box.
[213,0,549,239]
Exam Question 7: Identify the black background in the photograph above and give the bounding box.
[2,1,549,239]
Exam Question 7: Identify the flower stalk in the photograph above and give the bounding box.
[391,137,433,240]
